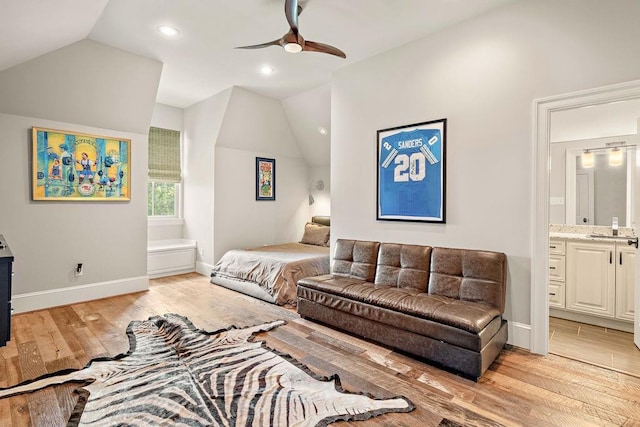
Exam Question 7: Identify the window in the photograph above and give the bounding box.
[147,182,178,216]
[148,127,181,217]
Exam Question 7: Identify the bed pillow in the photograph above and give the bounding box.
[300,222,330,246]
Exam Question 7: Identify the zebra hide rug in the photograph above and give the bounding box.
[0,313,414,426]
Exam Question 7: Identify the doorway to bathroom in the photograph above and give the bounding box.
[532,80,640,369]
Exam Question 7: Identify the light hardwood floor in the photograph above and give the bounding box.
[549,316,640,378]
[1,273,639,426]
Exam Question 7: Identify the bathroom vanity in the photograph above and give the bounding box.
[549,227,636,331]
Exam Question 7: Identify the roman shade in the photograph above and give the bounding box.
[148,127,181,183]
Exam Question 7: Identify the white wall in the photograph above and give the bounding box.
[0,39,161,311]
[213,147,310,261]
[282,84,331,167]
[550,99,640,143]
[331,0,640,347]
[148,103,186,241]
[309,165,330,218]
[151,103,184,132]
[0,39,160,134]
[213,87,310,262]
[184,86,313,268]
[183,88,232,271]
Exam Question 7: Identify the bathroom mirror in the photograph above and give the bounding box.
[563,144,637,227]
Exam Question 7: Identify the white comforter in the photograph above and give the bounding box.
[211,243,330,306]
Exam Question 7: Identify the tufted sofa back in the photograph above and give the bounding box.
[332,239,380,282]
[331,239,507,314]
[429,247,507,313]
[374,243,432,291]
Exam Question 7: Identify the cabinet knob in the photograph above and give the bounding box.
[549,292,556,296]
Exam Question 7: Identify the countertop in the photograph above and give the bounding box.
[550,232,637,243]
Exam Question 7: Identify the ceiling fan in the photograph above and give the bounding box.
[236,0,346,58]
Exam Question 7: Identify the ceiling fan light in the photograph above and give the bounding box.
[609,147,623,166]
[581,150,594,168]
[284,42,302,53]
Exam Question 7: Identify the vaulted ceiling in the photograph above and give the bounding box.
[1,0,515,166]
[1,0,514,107]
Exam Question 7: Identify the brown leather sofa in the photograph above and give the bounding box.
[297,239,508,380]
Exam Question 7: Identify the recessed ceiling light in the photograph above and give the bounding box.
[260,65,275,75]
[317,126,328,135]
[158,25,180,37]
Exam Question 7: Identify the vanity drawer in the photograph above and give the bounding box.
[549,240,566,255]
[549,255,565,281]
[549,280,565,308]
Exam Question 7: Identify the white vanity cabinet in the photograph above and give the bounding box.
[563,239,635,321]
[565,241,616,318]
[548,240,566,308]
[616,245,635,321]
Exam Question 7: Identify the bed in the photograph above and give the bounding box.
[210,216,330,306]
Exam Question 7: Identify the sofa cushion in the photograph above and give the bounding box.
[332,239,380,282]
[298,276,500,334]
[374,243,431,291]
[429,247,507,312]
[297,284,503,352]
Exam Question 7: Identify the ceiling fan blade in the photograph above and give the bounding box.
[303,40,346,58]
[285,0,299,32]
[236,39,282,50]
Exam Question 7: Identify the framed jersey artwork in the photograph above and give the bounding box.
[377,118,447,223]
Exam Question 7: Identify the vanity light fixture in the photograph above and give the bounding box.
[581,150,594,168]
[580,141,634,168]
[609,147,624,166]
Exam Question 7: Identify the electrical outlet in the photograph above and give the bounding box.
[75,263,83,277]
[199,248,204,257]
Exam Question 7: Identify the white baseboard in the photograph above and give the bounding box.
[11,276,149,314]
[196,261,215,277]
[148,268,195,279]
[508,321,531,350]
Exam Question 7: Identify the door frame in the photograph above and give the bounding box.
[532,79,640,354]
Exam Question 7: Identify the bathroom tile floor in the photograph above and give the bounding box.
[549,316,640,377]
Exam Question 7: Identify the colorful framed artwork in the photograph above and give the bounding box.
[32,127,131,201]
[376,118,447,223]
[256,157,276,201]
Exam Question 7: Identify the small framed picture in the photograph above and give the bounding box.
[377,118,446,223]
[256,157,276,201]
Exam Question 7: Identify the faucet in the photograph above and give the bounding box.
[612,216,619,236]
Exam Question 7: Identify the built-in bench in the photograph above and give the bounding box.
[147,239,196,279]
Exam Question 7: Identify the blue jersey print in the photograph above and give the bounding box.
[379,128,442,219]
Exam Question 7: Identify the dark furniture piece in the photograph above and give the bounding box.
[297,239,508,380]
[0,235,14,347]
